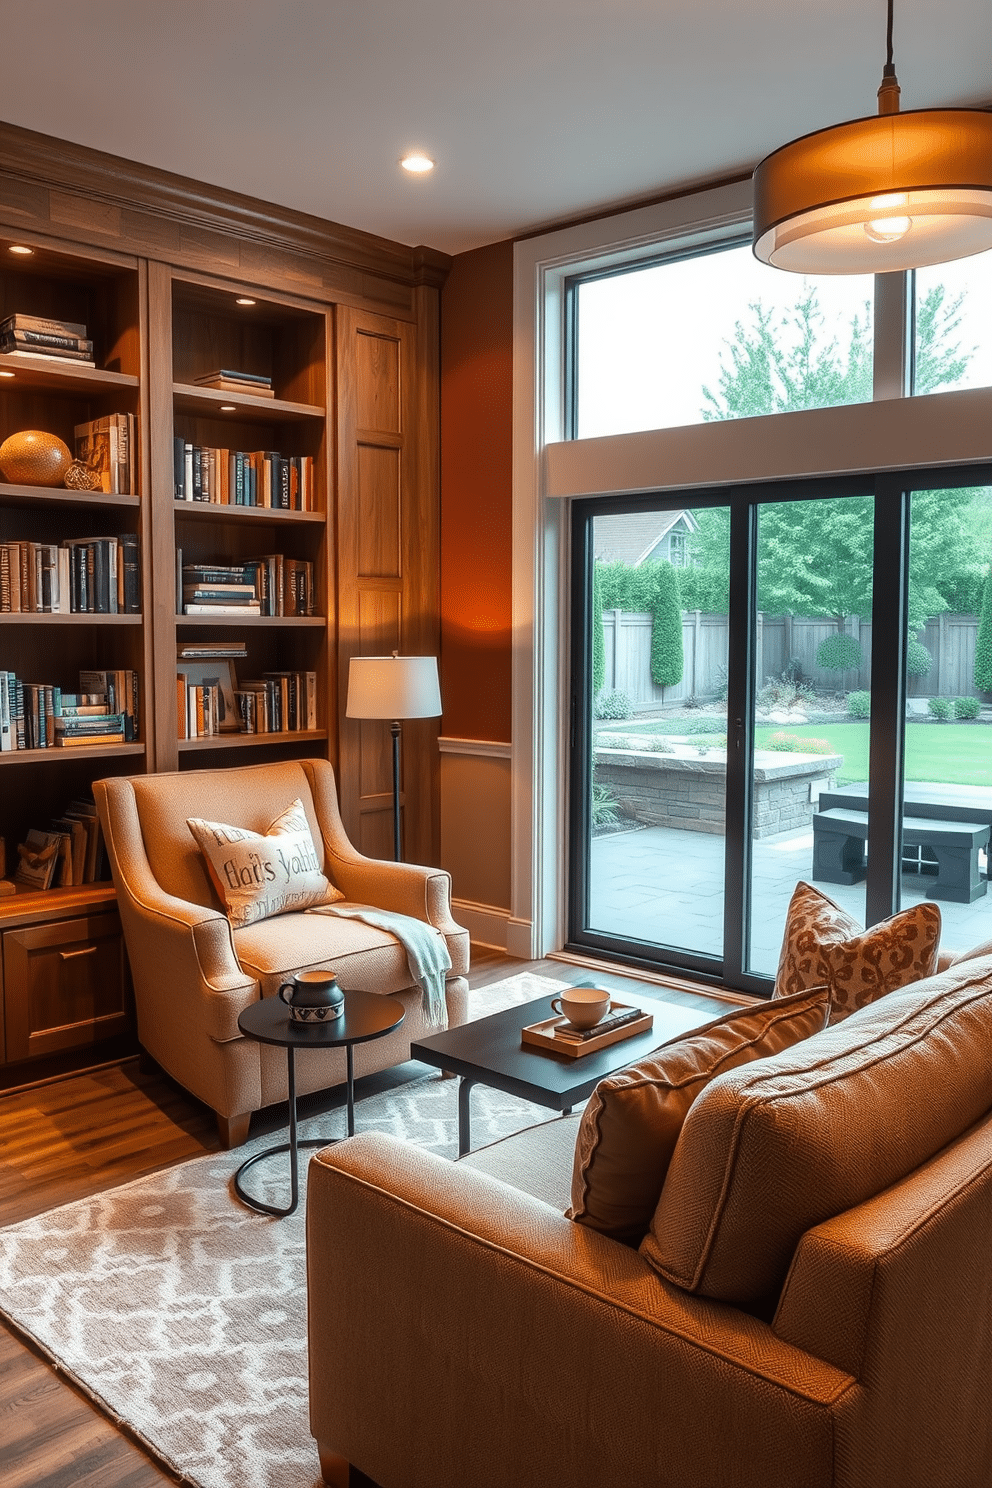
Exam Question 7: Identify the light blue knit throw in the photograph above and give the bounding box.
[315,904,451,1027]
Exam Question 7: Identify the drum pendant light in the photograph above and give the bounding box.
[753,0,992,274]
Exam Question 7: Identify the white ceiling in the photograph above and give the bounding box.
[1,0,989,257]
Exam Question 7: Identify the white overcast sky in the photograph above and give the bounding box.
[577,242,992,438]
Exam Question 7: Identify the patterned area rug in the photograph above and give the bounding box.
[0,973,566,1488]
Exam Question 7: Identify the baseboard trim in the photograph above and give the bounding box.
[547,950,757,1007]
[454,898,511,951]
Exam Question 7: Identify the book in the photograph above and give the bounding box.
[193,368,272,387]
[551,1005,646,1042]
[1,328,93,354]
[196,376,276,398]
[55,732,125,747]
[521,1004,655,1058]
[183,602,261,615]
[14,829,62,890]
[2,312,87,337]
[177,641,248,659]
[0,344,95,365]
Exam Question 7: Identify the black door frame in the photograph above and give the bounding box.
[567,462,992,995]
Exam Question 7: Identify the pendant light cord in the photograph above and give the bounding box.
[886,0,894,70]
[878,0,900,111]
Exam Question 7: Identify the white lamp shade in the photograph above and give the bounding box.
[346,655,442,720]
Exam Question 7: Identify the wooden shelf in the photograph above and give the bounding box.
[0,613,143,625]
[0,353,138,393]
[178,729,327,753]
[173,382,324,423]
[0,744,145,766]
[0,482,141,510]
[173,500,323,524]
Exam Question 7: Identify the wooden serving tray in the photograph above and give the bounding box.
[521,1001,654,1058]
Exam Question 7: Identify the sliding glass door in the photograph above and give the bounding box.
[568,469,990,992]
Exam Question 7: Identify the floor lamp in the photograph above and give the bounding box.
[346,654,442,861]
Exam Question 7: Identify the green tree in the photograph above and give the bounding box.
[693,287,983,631]
[975,557,992,694]
[649,561,683,691]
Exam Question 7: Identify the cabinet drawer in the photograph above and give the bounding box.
[2,913,129,1062]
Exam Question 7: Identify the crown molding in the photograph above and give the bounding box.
[0,120,451,292]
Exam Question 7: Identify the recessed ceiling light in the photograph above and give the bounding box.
[8,244,33,255]
[400,154,434,175]
[219,404,237,412]
[235,297,256,306]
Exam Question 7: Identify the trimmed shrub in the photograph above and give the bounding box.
[953,695,981,719]
[765,732,835,755]
[928,696,952,720]
[594,689,633,720]
[649,562,684,690]
[816,632,863,673]
[646,736,674,753]
[976,558,992,694]
[847,689,871,718]
[906,639,933,677]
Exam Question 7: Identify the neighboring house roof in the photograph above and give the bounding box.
[593,510,699,566]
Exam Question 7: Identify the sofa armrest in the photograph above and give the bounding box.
[307,1133,851,1488]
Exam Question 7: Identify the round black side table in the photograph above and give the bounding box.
[233,990,405,1217]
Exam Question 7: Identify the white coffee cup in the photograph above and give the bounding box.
[550,987,612,1030]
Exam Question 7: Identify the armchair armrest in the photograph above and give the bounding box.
[95,778,257,1042]
[307,1134,851,1488]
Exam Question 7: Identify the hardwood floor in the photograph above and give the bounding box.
[0,948,730,1486]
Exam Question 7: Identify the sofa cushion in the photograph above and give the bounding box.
[773,880,940,1022]
[567,987,830,1246]
[641,956,992,1311]
[188,798,342,928]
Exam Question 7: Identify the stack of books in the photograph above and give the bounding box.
[0,672,138,751]
[1,313,95,366]
[193,368,274,398]
[180,561,261,616]
[14,798,105,889]
[236,671,317,733]
[74,413,137,494]
[0,533,140,614]
[172,438,314,509]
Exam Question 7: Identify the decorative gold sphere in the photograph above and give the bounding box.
[0,429,73,487]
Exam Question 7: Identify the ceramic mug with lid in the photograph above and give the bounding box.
[278,970,345,1023]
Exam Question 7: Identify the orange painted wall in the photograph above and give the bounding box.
[440,239,514,743]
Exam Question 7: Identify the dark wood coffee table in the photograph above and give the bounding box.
[234,990,404,1216]
[411,988,712,1155]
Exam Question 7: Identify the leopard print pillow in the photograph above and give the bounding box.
[773,880,941,1023]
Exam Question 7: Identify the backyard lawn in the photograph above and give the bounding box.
[600,718,992,788]
[754,722,992,787]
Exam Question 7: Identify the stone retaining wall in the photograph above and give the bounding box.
[595,746,842,838]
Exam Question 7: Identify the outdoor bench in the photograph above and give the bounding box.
[812,806,990,904]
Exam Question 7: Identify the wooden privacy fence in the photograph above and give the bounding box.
[599,609,981,708]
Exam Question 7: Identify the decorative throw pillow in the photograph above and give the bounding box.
[773,880,940,1023]
[566,985,830,1246]
[187,798,343,928]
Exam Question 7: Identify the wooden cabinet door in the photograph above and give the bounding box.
[3,913,129,1062]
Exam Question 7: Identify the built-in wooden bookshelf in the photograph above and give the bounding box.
[0,235,150,877]
[0,119,448,1078]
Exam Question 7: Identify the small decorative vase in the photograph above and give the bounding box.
[0,430,73,487]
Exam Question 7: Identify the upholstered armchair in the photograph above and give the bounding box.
[94,758,469,1146]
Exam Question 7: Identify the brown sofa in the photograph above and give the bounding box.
[94,759,469,1146]
[306,951,992,1488]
